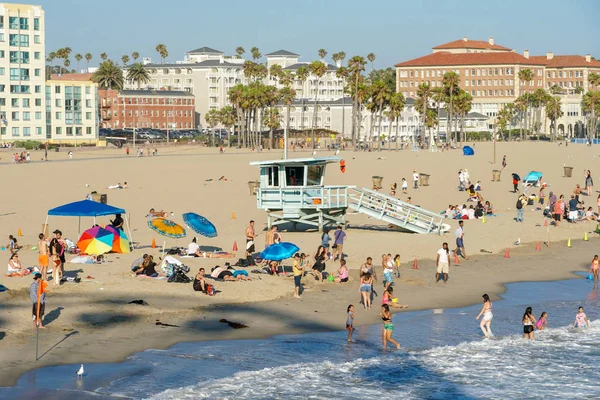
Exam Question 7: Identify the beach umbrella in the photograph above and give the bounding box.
[77,226,114,255]
[105,225,131,254]
[260,242,300,261]
[148,218,187,239]
[182,212,218,238]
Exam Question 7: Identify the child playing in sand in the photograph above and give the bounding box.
[346,304,355,342]
[394,254,401,278]
[574,306,590,328]
[536,312,548,330]
[401,178,408,194]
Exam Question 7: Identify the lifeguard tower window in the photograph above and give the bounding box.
[285,166,304,186]
[266,166,279,187]
[307,165,323,186]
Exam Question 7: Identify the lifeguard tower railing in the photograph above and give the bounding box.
[347,188,449,234]
[256,185,352,210]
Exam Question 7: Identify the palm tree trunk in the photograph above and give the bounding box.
[312,81,319,149]
[395,116,399,151]
[377,107,384,151]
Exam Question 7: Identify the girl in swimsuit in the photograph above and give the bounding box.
[536,312,548,331]
[393,254,401,278]
[381,287,408,309]
[574,306,590,328]
[590,255,599,288]
[476,294,494,338]
[359,273,373,310]
[346,304,355,342]
[380,304,400,350]
[522,306,537,340]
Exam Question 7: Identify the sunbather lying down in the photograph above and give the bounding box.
[197,251,236,259]
[147,208,174,218]
[210,266,252,281]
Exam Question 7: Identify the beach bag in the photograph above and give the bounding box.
[205,283,215,296]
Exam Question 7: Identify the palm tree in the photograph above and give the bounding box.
[155,44,166,63]
[132,52,139,61]
[205,109,221,147]
[589,72,600,89]
[295,66,309,131]
[367,53,376,71]
[549,84,564,95]
[243,60,256,81]
[518,68,534,138]
[250,47,261,61]
[64,58,71,70]
[454,89,473,142]
[127,63,151,89]
[582,91,600,140]
[91,60,124,90]
[431,86,446,140]
[85,53,92,69]
[335,63,349,137]
[545,96,563,141]
[442,71,460,142]
[228,84,246,147]
[371,80,392,149]
[415,82,434,148]
[347,56,367,147]
[219,105,236,147]
[309,60,328,148]
[121,55,130,66]
[74,53,82,72]
[263,107,281,149]
[318,48,327,61]
[46,51,56,77]
[386,92,406,150]
[235,46,245,59]
[279,86,297,136]
[100,52,108,62]
[514,95,528,140]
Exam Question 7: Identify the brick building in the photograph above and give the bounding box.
[99,89,196,130]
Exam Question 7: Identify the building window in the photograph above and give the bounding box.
[55,99,61,107]
[11,98,18,107]
[55,112,62,119]
[76,127,82,136]
[35,111,41,119]
[35,98,41,106]
[86,127,92,135]
[11,127,19,136]
[86,99,91,108]
[35,85,41,93]
[66,127,73,136]
[23,112,30,120]
[86,112,91,119]
[36,127,42,135]
[23,127,30,136]
[11,111,19,120]
[55,86,61,94]
[56,127,62,135]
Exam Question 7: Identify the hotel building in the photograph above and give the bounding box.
[0,2,45,141]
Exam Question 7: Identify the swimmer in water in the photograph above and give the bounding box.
[573,306,590,328]
[476,294,493,337]
[536,312,548,331]
[590,255,599,288]
[380,304,400,350]
[522,306,537,340]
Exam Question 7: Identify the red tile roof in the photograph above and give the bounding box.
[395,52,545,67]
[433,39,512,51]
[529,55,600,68]
[49,73,94,81]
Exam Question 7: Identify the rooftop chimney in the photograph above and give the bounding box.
[546,52,554,60]
[523,49,529,59]
[586,54,591,62]
[463,36,468,42]
[488,37,494,46]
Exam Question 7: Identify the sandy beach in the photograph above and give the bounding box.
[0,141,598,387]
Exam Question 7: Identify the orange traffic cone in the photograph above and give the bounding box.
[412,258,418,270]
[454,253,460,265]
[151,238,157,248]
[504,248,510,258]
[17,228,23,237]
[231,212,236,220]
[233,241,238,251]
[535,241,541,251]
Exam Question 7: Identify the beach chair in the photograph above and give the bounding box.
[522,171,543,195]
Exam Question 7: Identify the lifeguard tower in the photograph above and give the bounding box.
[250,157,351,230]
[251,156,450,234]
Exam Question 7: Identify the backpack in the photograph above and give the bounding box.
[516,199,523,209]
[205,284,215,296]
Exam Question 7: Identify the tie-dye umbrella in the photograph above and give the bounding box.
[148,218,187,239]
[105,225,131,253]
[77,226,114,255]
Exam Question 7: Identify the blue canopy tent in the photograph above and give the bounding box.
[46,200,133,247]
[462,146,474,156]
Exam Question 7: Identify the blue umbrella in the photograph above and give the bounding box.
[260,242,300,261]
[182,212,218,238]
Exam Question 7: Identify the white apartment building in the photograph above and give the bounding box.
[0,2,45,141]
[46,73,99,144]
[124,47,346,130]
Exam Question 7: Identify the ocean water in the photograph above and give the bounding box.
[3,273,600,400]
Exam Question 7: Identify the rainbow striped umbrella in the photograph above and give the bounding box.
[77,226,114,255]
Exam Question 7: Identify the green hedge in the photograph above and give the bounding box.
[13,140,43,150]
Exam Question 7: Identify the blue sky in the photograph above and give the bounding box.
[40,0,599,68]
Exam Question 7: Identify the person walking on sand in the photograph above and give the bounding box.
[30,273,46,329]
[245,220,257,257]
[585,170,593,196]
[49,230,65,286]
[332,225,346,263]
[412,170,419,190]
[380,304,401,350]
[590,255,599,288]
[292,253,303,298]
[516,193,526,222]
[346,304,355,342]
[401,178,408,194]
[476,294,493,338]
[523,306,537,340]
[265,226,281,249]
[454,220,468,259]
[574,306,590,328]
[502,155,507,170]
[38,233,49,280]
[436,242,450,284]
[359,273,373,309]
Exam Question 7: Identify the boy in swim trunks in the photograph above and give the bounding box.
[38,233,49,280]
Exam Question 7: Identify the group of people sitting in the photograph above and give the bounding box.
[11,151,30,164]
[192,264,253,295]
[547,192,599,225]
[445,201,495,220]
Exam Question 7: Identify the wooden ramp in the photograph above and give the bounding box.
[348,188,450,234]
